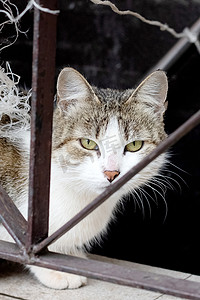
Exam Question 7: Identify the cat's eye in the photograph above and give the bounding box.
[125,141,143,152]
[80,138,99,150]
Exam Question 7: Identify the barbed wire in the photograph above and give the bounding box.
[0,0,59,51]
[0,0,199,53]
[90,0,200,54]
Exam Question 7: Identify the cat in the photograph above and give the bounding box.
[0,67,168,289]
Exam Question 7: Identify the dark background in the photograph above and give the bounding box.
[1,0,200,275]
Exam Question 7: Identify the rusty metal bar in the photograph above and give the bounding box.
[146,18,200,74]
[27,0,58,252]
[35,253,200,300]
[0,240,22,263]
[33,109,200,254]
[0,185,27,248]
[1,240,200,300]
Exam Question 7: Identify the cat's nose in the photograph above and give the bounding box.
[104,170,120,183]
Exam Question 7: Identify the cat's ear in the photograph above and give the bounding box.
[57,67,98,109]
[127,70,168,117]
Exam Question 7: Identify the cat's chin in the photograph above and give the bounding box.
[95,186,108,194]
[94,183,123,195]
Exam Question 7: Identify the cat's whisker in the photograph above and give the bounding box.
[137,187,152,218]
[167,161,189,174]
[158,175,182,192]
[141,185,159,206]
[129,189,145,217]
[150,177,169,192]
[162,161,188,186]
[141,178,168,221]
[156,168,186,193]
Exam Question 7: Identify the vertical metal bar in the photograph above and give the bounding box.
[26,0,58,252]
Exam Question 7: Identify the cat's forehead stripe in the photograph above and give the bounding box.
[101,117,124,150]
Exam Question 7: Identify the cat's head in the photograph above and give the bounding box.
[52,68,168,198]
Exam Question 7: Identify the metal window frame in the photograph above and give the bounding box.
[0,1,200,299]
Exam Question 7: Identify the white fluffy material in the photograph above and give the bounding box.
[0,64,31,139]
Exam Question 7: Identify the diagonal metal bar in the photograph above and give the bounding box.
[0,240,22,263]
[33,109,200,254]
[27,0,58,252]
[0,184,27,248]
[146,18,200,74]
[1,240,200,300]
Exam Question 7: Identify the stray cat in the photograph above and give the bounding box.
[0,67,168,289]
